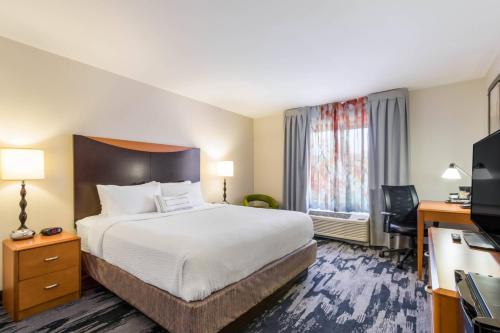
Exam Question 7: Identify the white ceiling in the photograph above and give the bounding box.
[0,1,499,118]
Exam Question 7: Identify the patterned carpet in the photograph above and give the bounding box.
[0,240,430,333]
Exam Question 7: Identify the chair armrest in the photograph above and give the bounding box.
[381,211,397,233]
[381,211,397,216]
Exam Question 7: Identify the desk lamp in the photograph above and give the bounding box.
[441,163,471,180]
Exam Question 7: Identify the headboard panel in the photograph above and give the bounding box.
[73,135,200,222]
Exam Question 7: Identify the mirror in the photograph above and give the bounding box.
[488,74,500,134]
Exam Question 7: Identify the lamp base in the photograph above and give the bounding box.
[10,228,35,241]
[222,178,228,203]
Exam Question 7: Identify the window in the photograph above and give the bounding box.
[308,97,369,212]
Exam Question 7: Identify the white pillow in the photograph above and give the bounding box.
[97,181,161,216]
[160,181,190,196]
[160,181,204,207]
[248,200,270,208]
[155,193,193,213]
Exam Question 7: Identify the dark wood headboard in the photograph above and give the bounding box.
[73,135,200,222]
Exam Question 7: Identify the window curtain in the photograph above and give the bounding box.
[283,107,310,212]
[368,89,410,247]
[309,98,369,212]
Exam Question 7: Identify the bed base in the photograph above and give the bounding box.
[82,240,317,333]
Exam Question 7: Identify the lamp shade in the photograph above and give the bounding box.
[217,161,234,177]
[0,149,45,180]
[441,165,461,180]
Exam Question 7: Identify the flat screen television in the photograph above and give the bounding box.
[470,130,500,250]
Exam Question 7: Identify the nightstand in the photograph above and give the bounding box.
[2,231,81,321]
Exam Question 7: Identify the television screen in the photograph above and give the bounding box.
[471,130,500,249]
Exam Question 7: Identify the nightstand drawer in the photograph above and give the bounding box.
[19,240,79,280]
[18,266,79,311]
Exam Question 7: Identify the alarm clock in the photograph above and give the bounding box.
[41,227,63,236]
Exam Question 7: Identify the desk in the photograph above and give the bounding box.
[417,201,473,280]
[428,228,500,333]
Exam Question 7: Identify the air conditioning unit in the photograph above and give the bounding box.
[308,210,370,245]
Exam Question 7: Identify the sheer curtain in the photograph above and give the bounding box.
[308,97,369,212]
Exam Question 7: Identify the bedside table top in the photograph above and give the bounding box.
[3,231,79,252]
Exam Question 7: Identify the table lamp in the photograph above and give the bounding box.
[1,148,45,239]
[217,161,233,203]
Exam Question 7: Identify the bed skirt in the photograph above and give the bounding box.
[82,240,317,333]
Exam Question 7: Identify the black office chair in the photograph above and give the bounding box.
[379,185,422,269]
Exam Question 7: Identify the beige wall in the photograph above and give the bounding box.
[253,112,284,204]
[485,53,500,91]
[409,79,487,200]
[254,79,489,204]
[0,36,254,285]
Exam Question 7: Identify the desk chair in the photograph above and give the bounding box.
[379,185,422,269]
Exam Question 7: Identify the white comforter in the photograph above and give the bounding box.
[77,204,313,302]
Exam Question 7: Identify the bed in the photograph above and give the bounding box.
[73,135,316,333]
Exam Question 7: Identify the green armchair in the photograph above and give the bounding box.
[242,194,279,209]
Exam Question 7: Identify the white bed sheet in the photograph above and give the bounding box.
[77,218,91,253]
[76,204,313,302]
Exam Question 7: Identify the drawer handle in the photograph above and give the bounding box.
[44,283,59,290]
[44,256,60,262]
